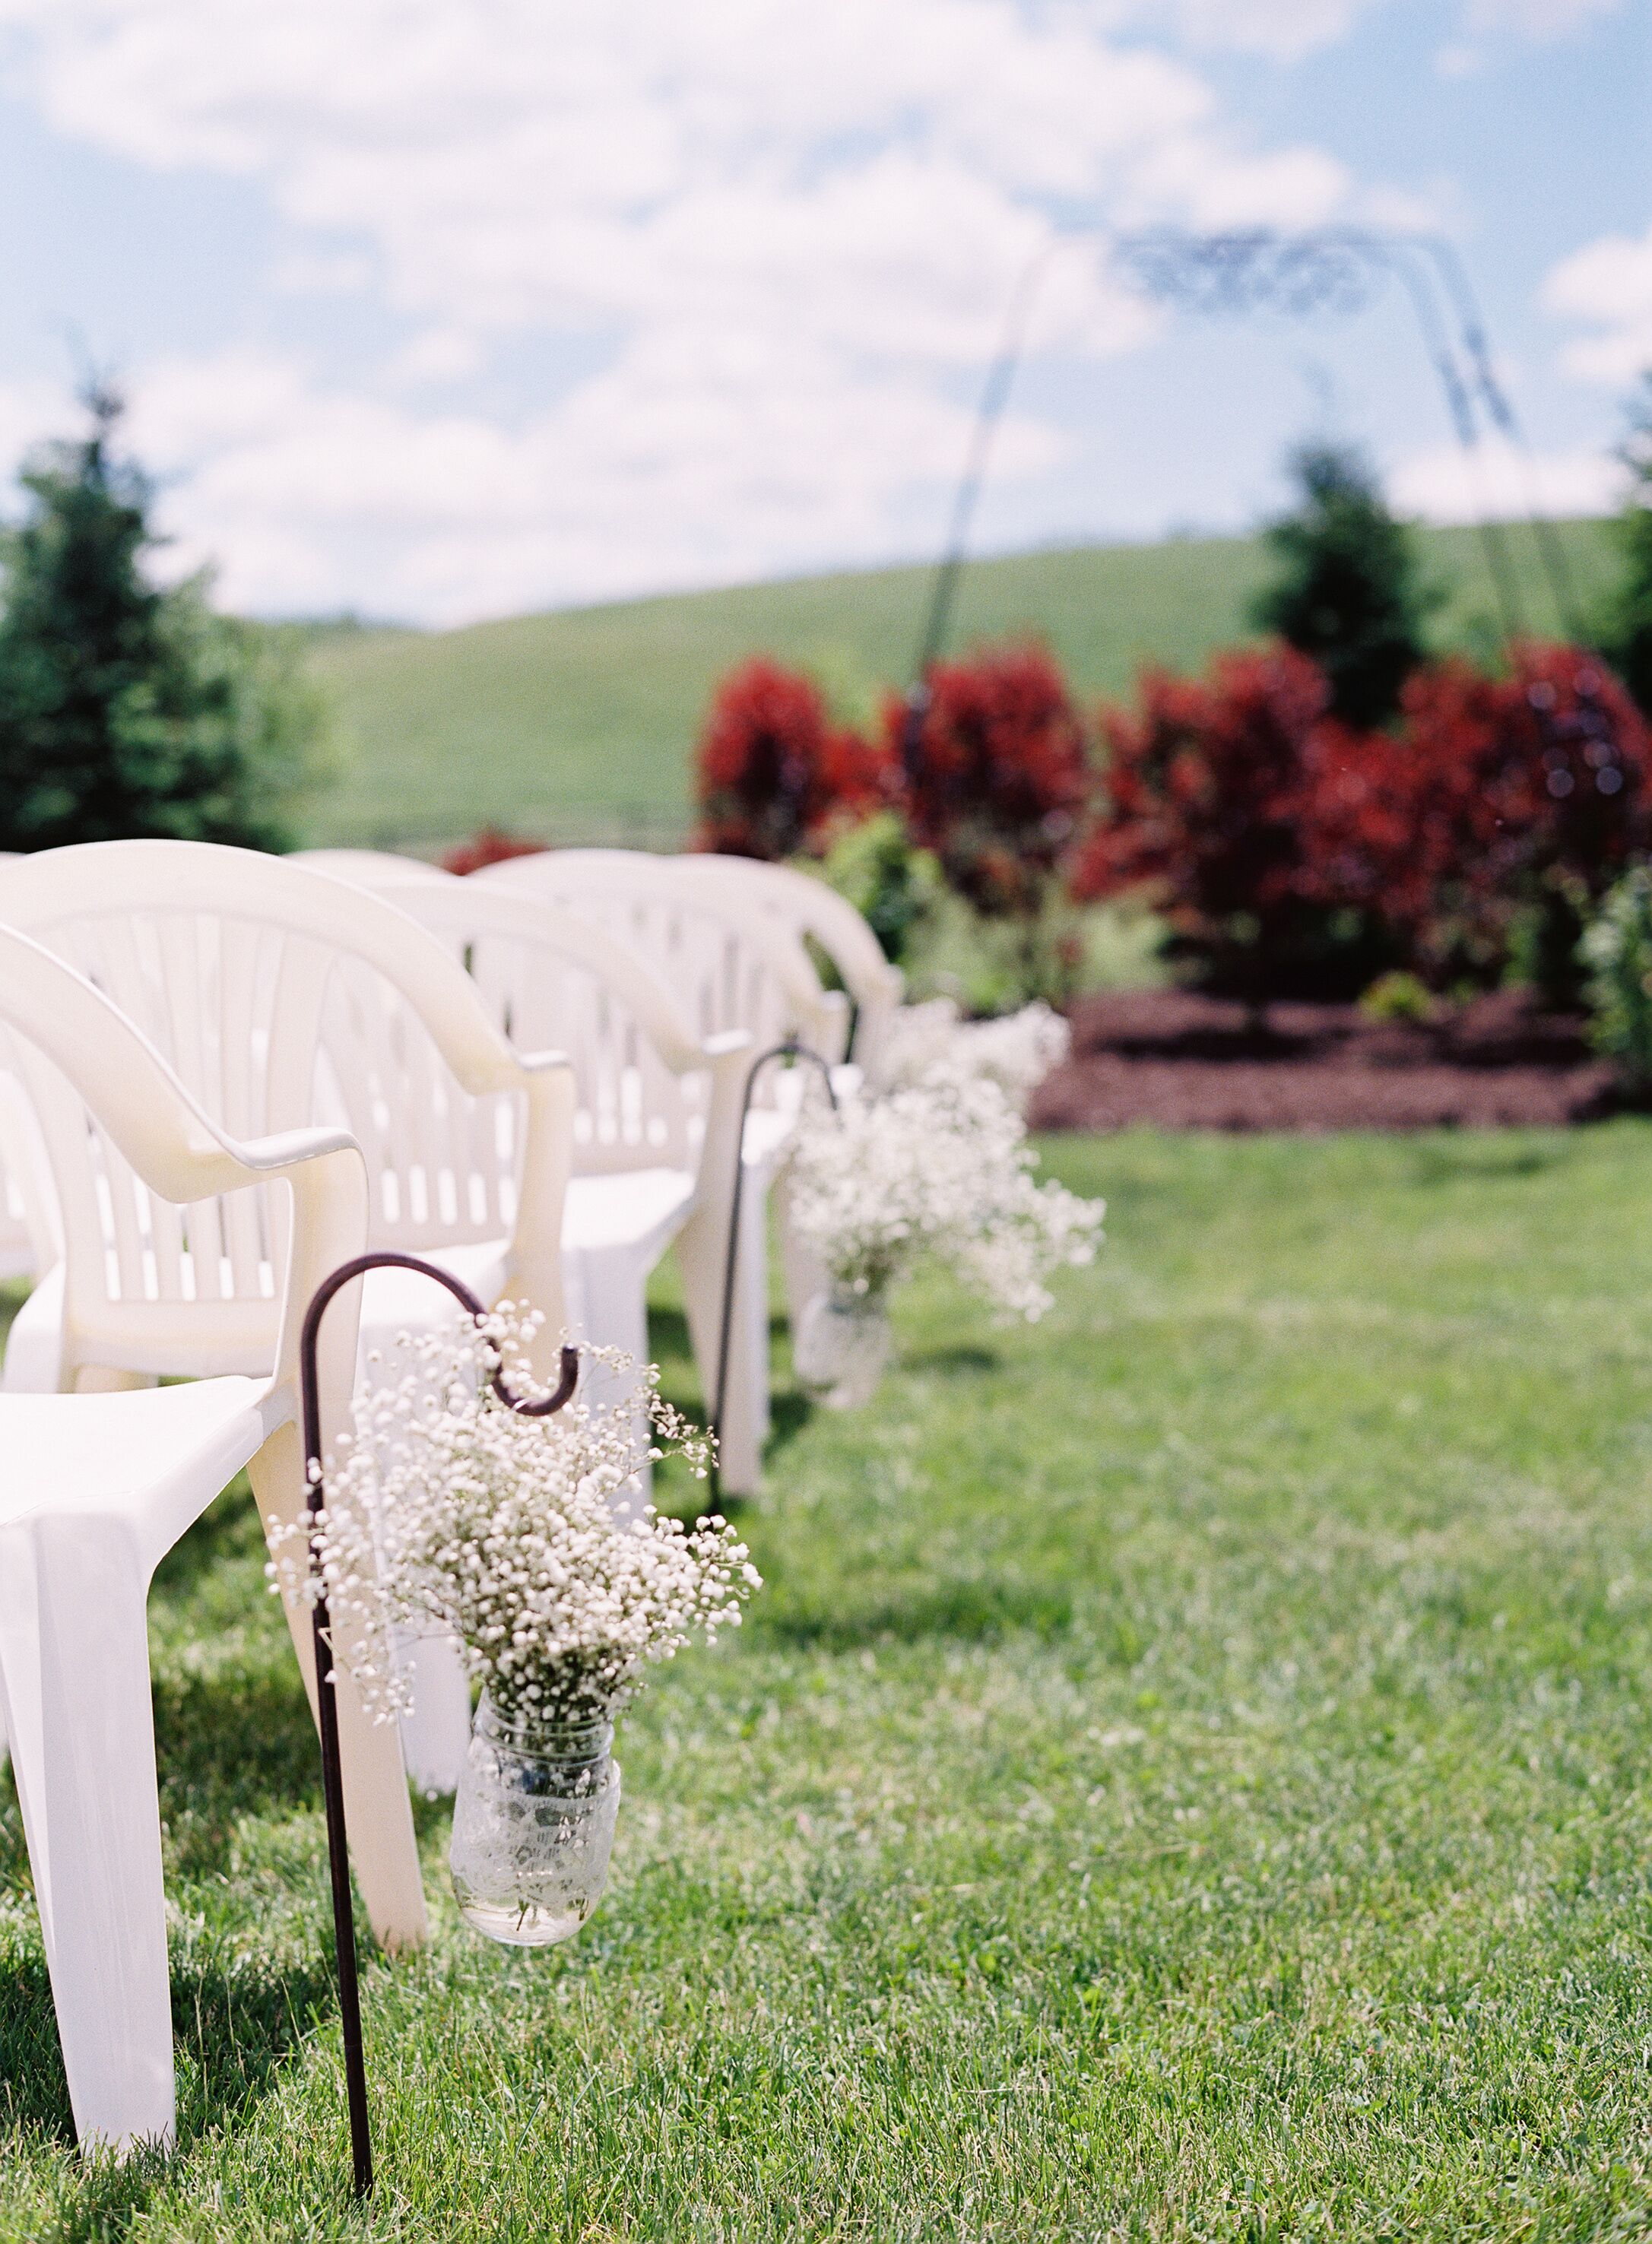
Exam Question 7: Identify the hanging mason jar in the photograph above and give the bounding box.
[794,1285,893,1409]
[449,1694,620,1947]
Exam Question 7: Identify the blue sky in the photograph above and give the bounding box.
[0,0,1645,625]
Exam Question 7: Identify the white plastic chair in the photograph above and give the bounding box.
[477,849,848,1470]
[672,854,904,1075]
[0,853,49,1281]
[0,842,576,1796]
[340,867,757,1490]
[477,850,849,1074]
[293,848,453,889]
[0,1079,53,1282]
[0,921,390,2154]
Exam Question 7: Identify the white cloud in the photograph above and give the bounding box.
[0,0,1366,617]
[4,336,1057,624]
[0,0,1346,353]
[1123,0,1371,62]
[1096,0,1624,59]
[271,246,376,297]
[388,328,487,387]
[1390,433,1623,524]
[1543,222,1652,388]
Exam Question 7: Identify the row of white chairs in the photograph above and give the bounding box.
[0,837,899,2156]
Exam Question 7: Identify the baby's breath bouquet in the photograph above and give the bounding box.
[785,1070,1102,1405]
[875,997,1071,1110]
[274,1309,758,1945]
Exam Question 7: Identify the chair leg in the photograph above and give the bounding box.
[0,1513,175,2154]
[393,1630,473,1798]
[249,1425,429,1954]
[775,1168,827,1336]
[677,1165,770,1498]
[565,1239,654,1521]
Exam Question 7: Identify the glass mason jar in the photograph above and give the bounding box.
[794,1285,893,1409]
[449,1694,620,1947]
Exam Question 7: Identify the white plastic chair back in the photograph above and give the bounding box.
[0,853,44,1279]
[477,848,849,1082]
[0,1098,46,1281]
[0,843,547,1379]
[322,865,767,1511]
[293,848,453,887]
[362,873,718,1181]
[673,854,904,1070]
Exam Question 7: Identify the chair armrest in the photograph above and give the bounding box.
[813,990,852,1065]
[702,1028,756,1062]
[0,924,356,1211]
[0,925,374,1394]
[690,1035,756,1238]
[241,1133,372,1396]
[214,1123,363,1180]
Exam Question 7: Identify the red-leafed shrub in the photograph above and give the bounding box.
[693,658,888,860]
[1389,644,1652,989]
[443,827,545,875]
[1073,642,1391,996]
[1077,637,1652,1000]
[886,643,1091,917]
[1289,643,1652,993]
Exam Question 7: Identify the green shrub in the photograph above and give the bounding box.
[1580,864,1652,1088]
[0,385,326,851]
[1250,441,1440,727]
[1359,970,1436,1025]
[813,810,943,968]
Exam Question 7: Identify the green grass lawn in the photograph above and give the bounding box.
[301,520,1616,852]
[9,1124,1652,2237]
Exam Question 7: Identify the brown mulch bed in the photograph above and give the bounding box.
[1029,987,1624,1133]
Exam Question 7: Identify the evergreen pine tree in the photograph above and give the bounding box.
[1597,376,1652,719]
[1251,442,1438,728]
[0,383,323,851]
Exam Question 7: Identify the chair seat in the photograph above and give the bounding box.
[741,1065,856,1179]
[741,1107,794,1173]
[359,1241,514,1344]
[0,1376,275,1565]
[563,1168,696,1261]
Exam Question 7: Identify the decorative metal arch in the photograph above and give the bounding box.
[901,227,1581,764]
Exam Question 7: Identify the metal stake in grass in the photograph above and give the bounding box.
[299,1252,579,2199]
[710,1038,839,1504]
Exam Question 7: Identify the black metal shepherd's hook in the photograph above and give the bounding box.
[298,1251,579,2200]
[710,1041,839,1499]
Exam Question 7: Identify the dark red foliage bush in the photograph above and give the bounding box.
[1393,643,1652,983]
[693,658,888,860]
[1295,643,1652,989]
[1073,642,1384,994]
[1080,636,1652,999]
[886,642,1090,916]
[443,826,545,875]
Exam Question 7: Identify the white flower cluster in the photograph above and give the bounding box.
[875,998,1071,1111]
[271,1311,759,1728]
[786,1070,1102,1322]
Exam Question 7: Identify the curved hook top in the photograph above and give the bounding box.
[300,1250,580,1501]
[769,1035,840,1112]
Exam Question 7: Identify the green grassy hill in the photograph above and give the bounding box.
[300,518,1616,851]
